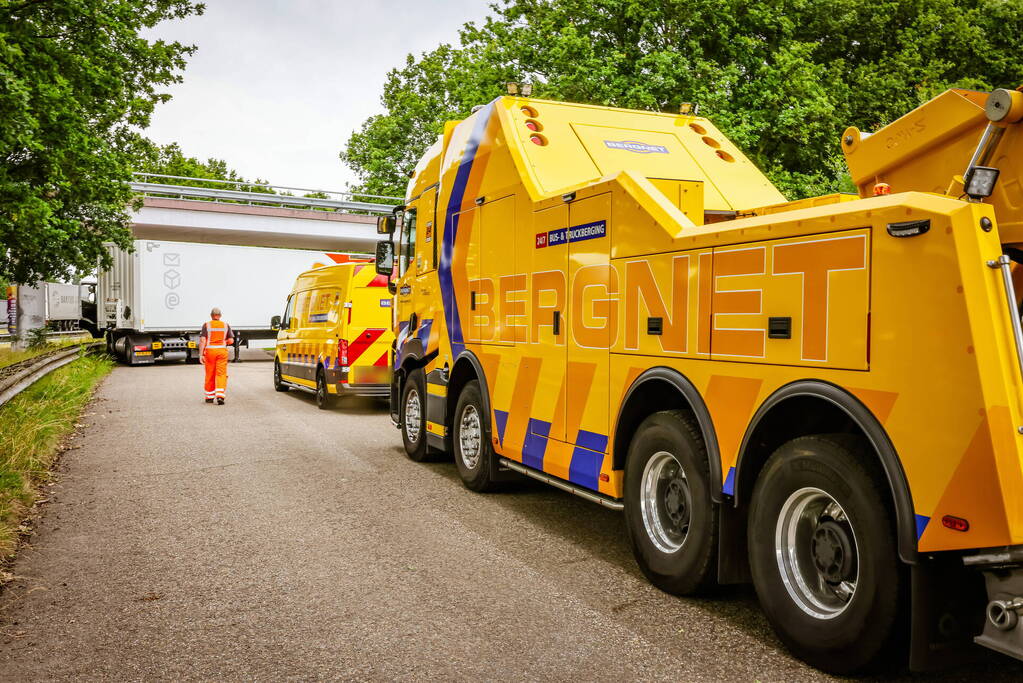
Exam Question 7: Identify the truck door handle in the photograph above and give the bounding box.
[470,291,477,310]
[553,310,561,336]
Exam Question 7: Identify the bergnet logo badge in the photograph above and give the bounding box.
[604,140,669,154]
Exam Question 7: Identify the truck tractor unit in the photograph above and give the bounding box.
[99,240,365,365]
[374,86,1023,672]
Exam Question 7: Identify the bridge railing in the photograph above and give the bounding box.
[130,173,402,215]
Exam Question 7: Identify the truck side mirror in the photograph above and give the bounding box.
[270,315,281,330]
[375,240,395,276]
[377,206,405,235]
[377,215,396,235]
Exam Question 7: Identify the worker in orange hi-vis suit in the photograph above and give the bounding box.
[199,307,234,405]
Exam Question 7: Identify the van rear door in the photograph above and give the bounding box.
[343,271,393,386]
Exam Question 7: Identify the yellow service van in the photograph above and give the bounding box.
[272,262,393,408]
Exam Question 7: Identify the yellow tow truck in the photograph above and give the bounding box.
[374,85,1023,673]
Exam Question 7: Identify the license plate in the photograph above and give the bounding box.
[354,366,390,384]
[135,351,151,356]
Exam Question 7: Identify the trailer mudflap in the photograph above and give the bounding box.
[425,367,448,452]
[909,558,988,670]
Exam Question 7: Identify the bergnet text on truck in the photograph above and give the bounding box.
[374,85,1023,673]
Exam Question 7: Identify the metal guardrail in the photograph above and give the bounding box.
[131,173,402,215]
[0,330,91,343]
[0,342,104,408]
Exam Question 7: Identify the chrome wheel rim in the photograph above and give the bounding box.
[458,404,482,470]
[775,487,858,619]
[639,451,691,553]
[404,388,421,443]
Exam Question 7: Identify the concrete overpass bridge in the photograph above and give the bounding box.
[6,175,401,341]
[129,174,401,252]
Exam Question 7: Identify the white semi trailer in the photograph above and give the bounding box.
[100,240,363,365]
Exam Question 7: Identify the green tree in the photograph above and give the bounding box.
[1,0,204,285]
[342,44,515,198]
[343,0,1023,200]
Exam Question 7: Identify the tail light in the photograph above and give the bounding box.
[338,339,348,366]
[133,345,148,351]
[942,515,970,532]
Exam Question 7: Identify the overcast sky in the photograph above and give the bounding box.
[143,0,494,194]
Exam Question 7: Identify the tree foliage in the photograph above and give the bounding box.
[342,44,515,198]
[140,142,342,210]
[343,0,1023,199]
[1,0,204,285]
[138,142,274,194]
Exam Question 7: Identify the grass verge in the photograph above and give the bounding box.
[0,352,113,560]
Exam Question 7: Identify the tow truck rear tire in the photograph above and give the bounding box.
[453,380,500,492]
[623,410,718,595]
[401,368,430,462]
[273,359,290,392]
[748,435,905,674]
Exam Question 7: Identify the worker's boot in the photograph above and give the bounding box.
[217,397,225,405]
[205,398,213,404]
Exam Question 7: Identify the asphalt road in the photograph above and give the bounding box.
[1,357,1021,681]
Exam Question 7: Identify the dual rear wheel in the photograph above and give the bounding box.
[623,413,903,674]
[748,435,904,673]
[399,378,904,674]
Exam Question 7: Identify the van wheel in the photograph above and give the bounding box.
[623,410,717,595]
[315,369,335,410]
[453,380,499,492]
[273,359,289,392]
[748,435,904,674]
[401,368,430,461]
